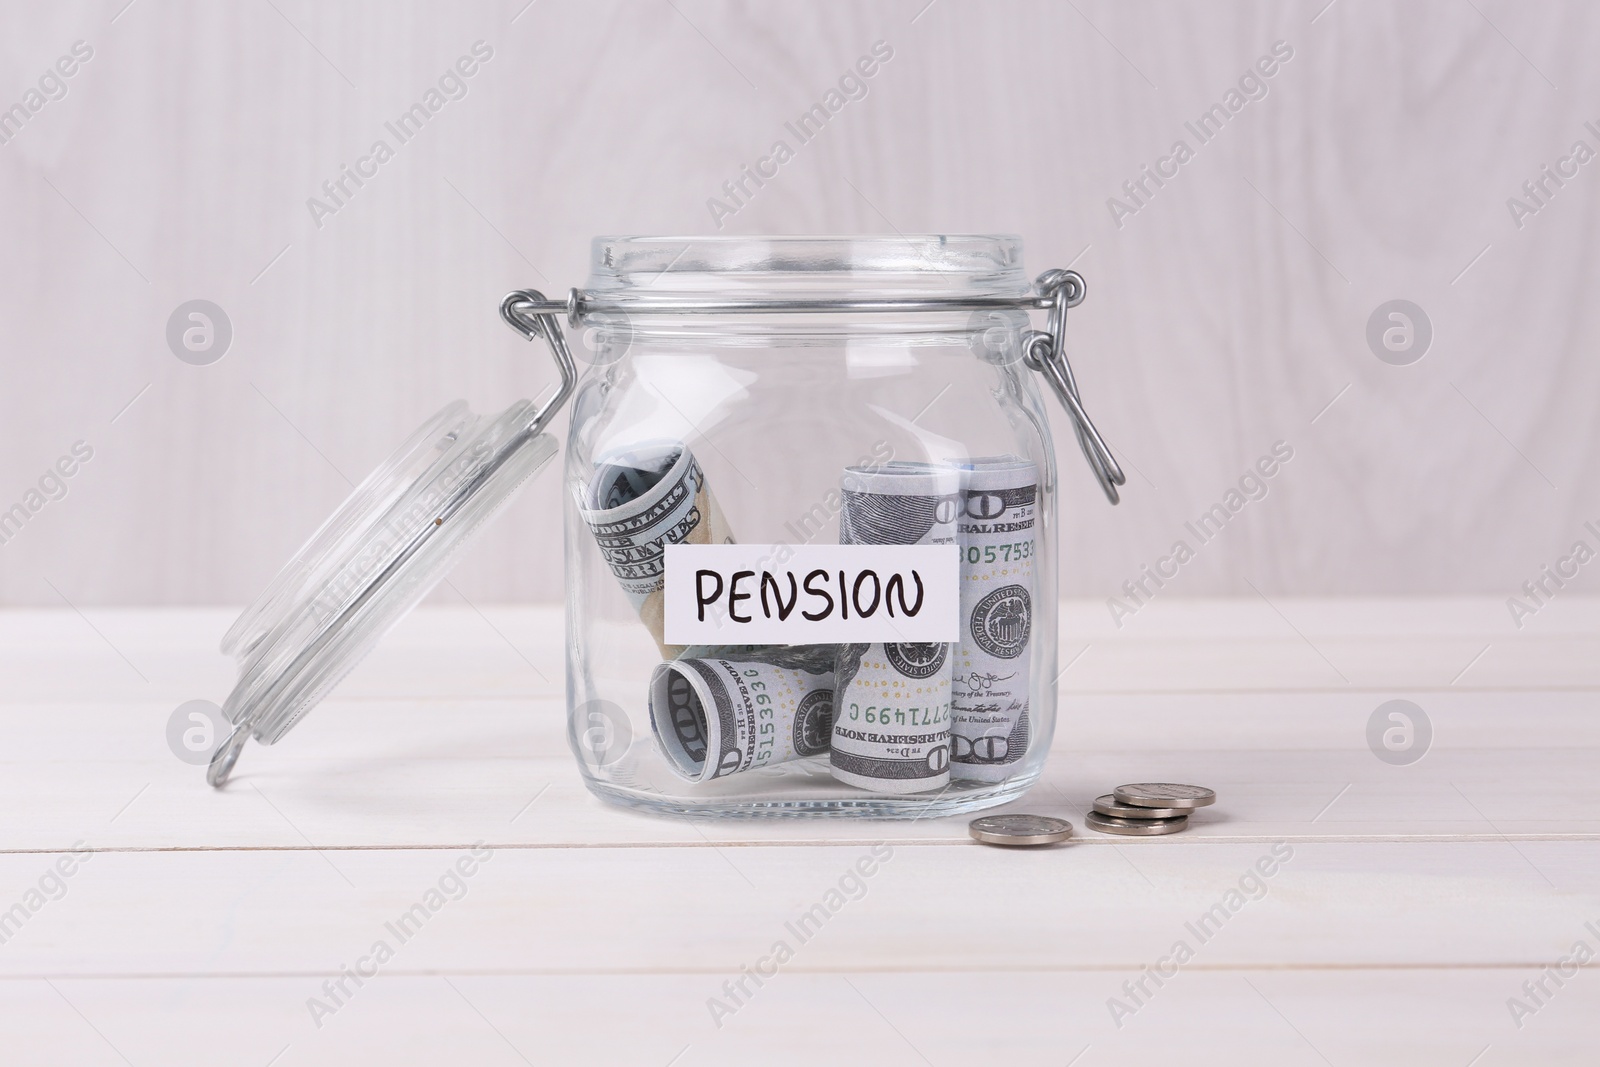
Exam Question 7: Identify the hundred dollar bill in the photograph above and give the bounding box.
[949,456,1037,781]
[830,465,959,794]
[649,657,834,783]
[830,642,954,793]
[579,442,733,653]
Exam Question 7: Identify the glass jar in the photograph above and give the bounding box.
[204,234,1122,822]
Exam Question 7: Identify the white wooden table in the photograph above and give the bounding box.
[2,598,1596,1065]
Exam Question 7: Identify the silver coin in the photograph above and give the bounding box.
[1092,794,1186,820]
[1113,783,1216,810]
[1085,810,1189,836]
[968,814,1073,847]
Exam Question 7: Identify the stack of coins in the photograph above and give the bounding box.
[1084,783,1215,836]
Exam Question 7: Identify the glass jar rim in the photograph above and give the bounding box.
[588,234,1029,299]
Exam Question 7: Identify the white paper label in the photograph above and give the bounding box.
[663,544,960,645]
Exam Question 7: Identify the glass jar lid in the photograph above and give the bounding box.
[208,400,557,784]
[206,292,577,786]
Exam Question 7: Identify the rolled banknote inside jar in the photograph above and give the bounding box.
[949,456,1037,781]
[579,442,733,654]
[649,657,835,783]
[830,464,960,794]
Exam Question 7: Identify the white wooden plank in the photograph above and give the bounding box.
[2,690,1599,850]
[0,843,1596,977]
[0,601,1594,851]
[0,602,1592,852]
[1,968,1594,1067]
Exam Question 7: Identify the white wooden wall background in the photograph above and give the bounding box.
[0,0,1596,607]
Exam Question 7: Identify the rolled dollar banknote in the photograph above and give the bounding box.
[649,657,834,783]
[830,642,955,793]
[830,464,960,794]
[579,442,733,653]
[950,456,1037,781]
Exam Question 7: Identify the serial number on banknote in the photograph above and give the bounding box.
[730,670,779,763]
[840,703,951,727]
[961,541,1034,565]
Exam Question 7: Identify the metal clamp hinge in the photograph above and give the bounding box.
[1023,269,1125,504]
[499,289,579,436]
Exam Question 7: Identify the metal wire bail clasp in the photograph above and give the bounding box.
[1024,269,1126,504]
[499,288,579,436]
